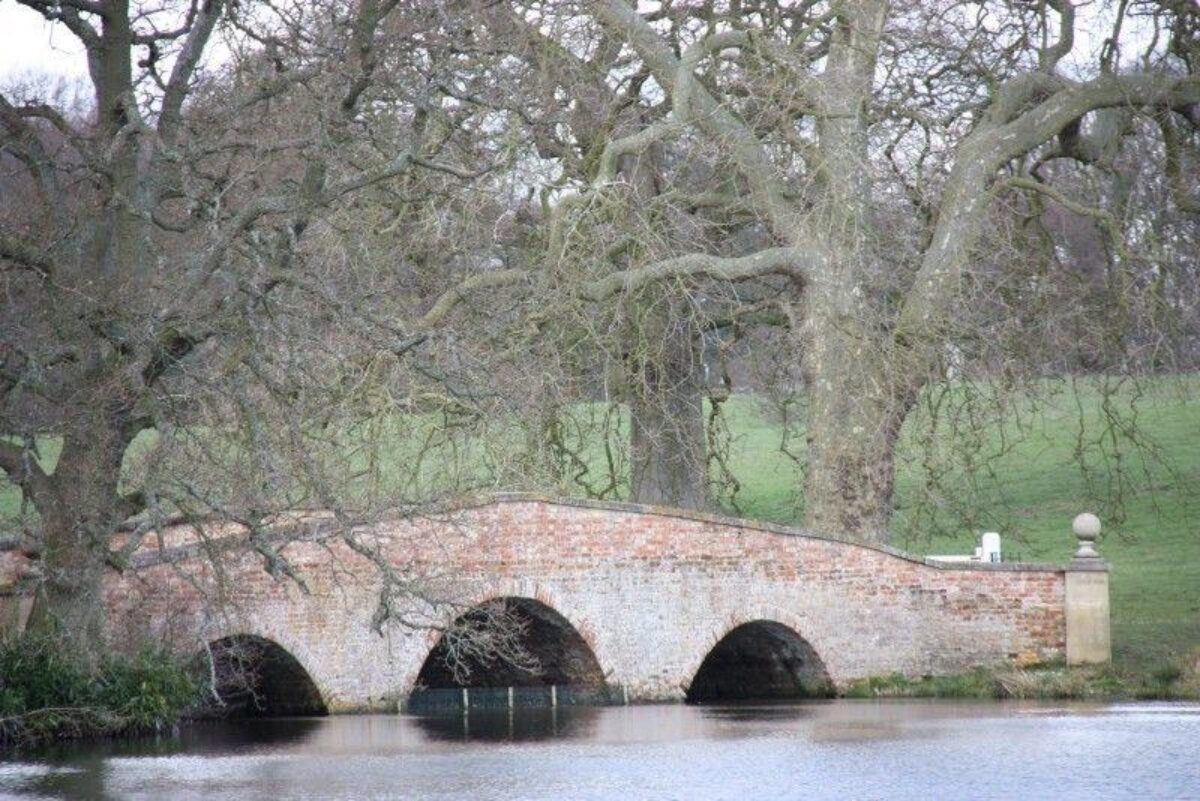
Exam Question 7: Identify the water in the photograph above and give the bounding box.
[2,701,1198,800]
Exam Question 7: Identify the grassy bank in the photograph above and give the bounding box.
[718,378,1200,675]
[843,656,1200,701]
[553,377,1199,676]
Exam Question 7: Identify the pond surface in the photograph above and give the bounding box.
[2,701,1198,800]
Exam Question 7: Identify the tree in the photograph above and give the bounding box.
[0,0,501,649]
[4,0,1199,664]
[441,0,1199,539]
[402,4,791,512]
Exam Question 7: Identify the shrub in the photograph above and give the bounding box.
[0,634,200,745]
[0,634,91,715]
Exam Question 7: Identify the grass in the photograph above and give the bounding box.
[843,660,1200,701]
[543,376,1200,674]
[3,375,1198,674]
[717,378,1200,673]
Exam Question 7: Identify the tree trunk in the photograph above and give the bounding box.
[26,409,135,658]
[801,375,908,541]
[627,296,708,510]
[791,0,900,540]
[799,278,918,542]
[29,517,108,653]
[615,142,711,512]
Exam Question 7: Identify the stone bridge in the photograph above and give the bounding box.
[4,495,1111,714]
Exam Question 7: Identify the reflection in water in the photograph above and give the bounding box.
[20,717,323,762]
[3,719,325,801]
[697,700,819,724]
[412,706,601,742]
[808,719,909,743]
[2,702,1198,801]
[174,717,325,752]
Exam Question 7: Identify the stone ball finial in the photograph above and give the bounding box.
[1072,512,1101,559]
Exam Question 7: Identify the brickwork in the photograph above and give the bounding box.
[85,496,1072,709]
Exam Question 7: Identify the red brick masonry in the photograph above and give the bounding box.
[7,495,1075,709]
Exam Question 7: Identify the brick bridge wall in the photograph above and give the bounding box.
[86,496,1073,710]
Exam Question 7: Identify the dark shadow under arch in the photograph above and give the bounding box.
[415,597,605,689]
[198,634,328,718]
[686,620,832,703]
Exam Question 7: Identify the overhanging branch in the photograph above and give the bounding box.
[579,247,816,300]
[413,246,817,331]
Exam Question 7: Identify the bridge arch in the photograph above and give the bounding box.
[686,619,833,703]
[198,633,328,717]
[414,597,606,690]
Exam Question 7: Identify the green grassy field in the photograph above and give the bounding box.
[717,378,1200,672]
[4,376,1197,671]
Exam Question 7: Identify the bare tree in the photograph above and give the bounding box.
[4,0,1198,666]
[0,0,500,650]
[425,0,1198,540]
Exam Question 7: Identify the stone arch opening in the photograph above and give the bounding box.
[415,597,605,689]
[686,620,832,703]
[198,634,327,717]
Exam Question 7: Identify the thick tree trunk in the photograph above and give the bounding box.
[791,0,902,541]
[615,141,711,512]
[26,410,135,657]
[29,520,108,652]
[627,297,708,511]
[801,374,908,541]
[799,277,918,542]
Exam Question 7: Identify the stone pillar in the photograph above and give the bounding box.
[1065,513,1111,665]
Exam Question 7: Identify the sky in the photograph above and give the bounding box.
[0,2,90,85]
[0,1,1159,101]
